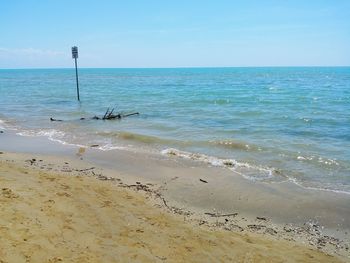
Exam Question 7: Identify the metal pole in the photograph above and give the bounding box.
[74,57,80,101]
[72,46,80,101]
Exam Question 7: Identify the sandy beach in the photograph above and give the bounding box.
[0,151,344,263]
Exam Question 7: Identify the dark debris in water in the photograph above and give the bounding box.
[49,107,139,122]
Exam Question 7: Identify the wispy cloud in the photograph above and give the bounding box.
[0,47,65,57]
[0,47,70,68]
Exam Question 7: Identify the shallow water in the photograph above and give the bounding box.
[0,67,349,192]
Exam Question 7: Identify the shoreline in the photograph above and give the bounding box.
[2,117,349,197]
[0,130,350,261]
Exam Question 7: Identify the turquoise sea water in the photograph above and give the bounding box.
[0,67,349,193]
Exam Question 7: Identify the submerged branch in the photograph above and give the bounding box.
[50,107,139,122]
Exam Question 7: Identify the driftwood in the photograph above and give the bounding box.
[74,167,95,172]
[204,212,238,217]
[122,112,140,118]
[50,107,139,122]
[92,107,139,120]
[99,107,139,120]
[50,117,63,122]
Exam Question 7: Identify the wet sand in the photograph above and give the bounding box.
[0,154,342,262]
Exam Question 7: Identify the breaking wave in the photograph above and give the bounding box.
[161,148,282,182]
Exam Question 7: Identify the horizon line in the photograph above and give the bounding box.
[1,65,349,70]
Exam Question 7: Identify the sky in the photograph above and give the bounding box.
[0,0,349,68]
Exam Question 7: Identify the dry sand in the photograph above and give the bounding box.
[0,157,342,262]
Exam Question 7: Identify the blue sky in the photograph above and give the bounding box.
[0,0,349,68]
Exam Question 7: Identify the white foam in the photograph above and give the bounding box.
[287,177,350,195]
[98,144,126,151]
[15,127,133,152]
[318,157,339,166]
[17,129,64,137]
[161,148,274,181]
[162,148,350,195]
[0,119,16,130]
[16,129,84,148]
[297,155,339,166]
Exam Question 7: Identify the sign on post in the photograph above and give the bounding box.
[71,46,80,101]
[72,46,78,59]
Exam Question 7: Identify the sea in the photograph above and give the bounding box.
[0,67,349,193]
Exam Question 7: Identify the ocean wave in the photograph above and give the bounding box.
[96,131,175,145]
[97,144,127,151]
[287,177,350,195]
[0,118,17,130]
[96,131,162,143]
[210,139,260,151]
[17,129,65,138]
[97,131,261,153]
[162,148,350,194]
[10,124,350,195]
[16,129,85,148]
[297,155,339,166]
[161,148,280,182]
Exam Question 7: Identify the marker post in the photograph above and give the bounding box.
[71,46,80,101]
